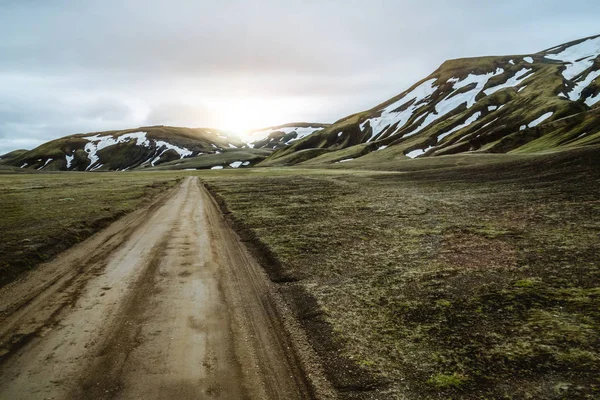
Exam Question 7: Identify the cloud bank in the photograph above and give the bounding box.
[1,0,599,153]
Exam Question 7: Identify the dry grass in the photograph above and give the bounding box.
[0,171,183,286]
[200,146,600,399]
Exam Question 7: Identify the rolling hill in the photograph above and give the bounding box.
[0,123,330,172]
[0,126,258,171]
[262,34,600,166]
[3,34,600,171]
[248,123,330,149]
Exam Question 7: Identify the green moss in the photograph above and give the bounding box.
[436,299,452,307]
[427,372,469,388]
[199,147,600,399]
[514,279,537,288]
[258,148,332,166]
[0,171,183,285]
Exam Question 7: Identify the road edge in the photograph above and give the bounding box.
[200,180,339,400]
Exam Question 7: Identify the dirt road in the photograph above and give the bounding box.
[0,177,313,399]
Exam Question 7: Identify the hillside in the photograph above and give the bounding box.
[5,35,600,171]
[262,34,600,166]
[0,126,254,171]
[0,149,29,161]
[0,123,332,172]
[248,123,330,149]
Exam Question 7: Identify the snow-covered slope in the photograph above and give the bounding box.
[266,34,600,165]
[3,126,250,171]
[543,35,600,105]
[249,123,330,149]
[6,35,600,171]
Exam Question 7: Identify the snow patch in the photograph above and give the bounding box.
[376,145,388,151]
[518,111,554,131]
[585,93,600,107]
[572,131,589,140]
[567,70,600,102]
[438,111,482,141]
[523,56,534,63]
[483,68,533,96]
[337,158,354,163]
[482,118,499,129]
[488,105,498,111]
[154,141,192,158]
[528,112,554,128]
[20,163,28,168]
[229,161,243,168]
[65,154,74,169]
[37,158,53,170]
[408,68,504,136]
[249,126,324,143]
[211,166,224,170]
[406,146,433,158]
[83,132,151,170]
[545,36,600,79]
[149,141,193,166]
[360,78,438,141]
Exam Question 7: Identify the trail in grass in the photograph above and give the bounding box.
[0,177,311,400]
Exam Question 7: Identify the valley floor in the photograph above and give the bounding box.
[0,146,599,400]
[200,146,600,399]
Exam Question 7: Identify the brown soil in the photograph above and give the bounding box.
[0,177,324,399]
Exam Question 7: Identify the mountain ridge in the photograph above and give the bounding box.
[3,34,599,171]
[262,33,600,166]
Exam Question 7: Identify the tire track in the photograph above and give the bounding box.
[0,177,316,399]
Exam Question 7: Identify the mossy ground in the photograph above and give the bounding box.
[0,171,183,286]
[199,146,600,399]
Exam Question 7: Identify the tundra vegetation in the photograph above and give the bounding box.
[0,172,183,286]
[200,146,600,399]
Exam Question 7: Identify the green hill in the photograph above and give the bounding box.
[0,126,248,171]
[262,34,600,166]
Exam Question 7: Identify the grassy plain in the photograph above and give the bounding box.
[200,146,600,399]
[1,146,599,399]
[0,171,183,286]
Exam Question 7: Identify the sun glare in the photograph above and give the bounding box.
[210,97,291,142]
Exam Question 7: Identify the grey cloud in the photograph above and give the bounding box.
[0,93,139,153]
[1,0,599,153]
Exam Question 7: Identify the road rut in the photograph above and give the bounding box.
[0,177,312,399]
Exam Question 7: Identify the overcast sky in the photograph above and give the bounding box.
[1,0,599,153]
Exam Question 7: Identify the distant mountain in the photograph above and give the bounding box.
[0,123,332,172]
[5,34,600,171]
[262,34,600,166]
[248,123,330,149]
[0,126,256,171]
